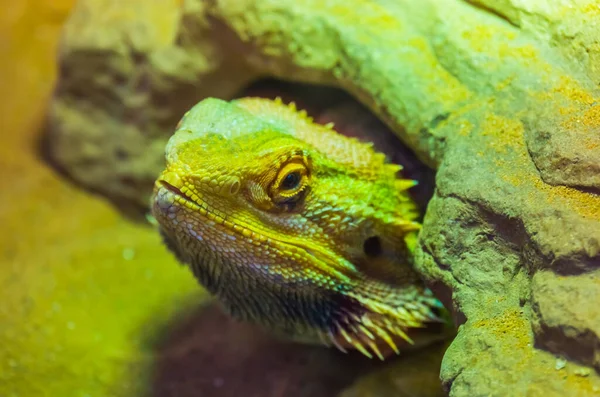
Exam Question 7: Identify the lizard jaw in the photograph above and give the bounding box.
[155,171,201,207]
[158,180,196,206]
[153,171,359,281]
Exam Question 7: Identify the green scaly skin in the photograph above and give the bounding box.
[151,97,442,360]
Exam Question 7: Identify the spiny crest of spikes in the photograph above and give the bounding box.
[391,218,421,233]
[274,97,335,129]
[396,178,418,191]
[321,290,443,360]
[323,312,408,360]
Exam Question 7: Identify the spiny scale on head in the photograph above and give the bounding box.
[323,291,442,360]
[275,97,321,126]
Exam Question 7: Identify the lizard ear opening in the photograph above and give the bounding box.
[363,236,383,257]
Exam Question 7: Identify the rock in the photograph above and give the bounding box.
[339,342,449,397]
[45,0,257,212]
[525,100,600,190]
[45,0,600,395]
[531,270,600,372]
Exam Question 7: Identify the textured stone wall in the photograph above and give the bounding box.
[45,1,600,395]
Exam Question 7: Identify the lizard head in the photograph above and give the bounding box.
[151,97,442,359]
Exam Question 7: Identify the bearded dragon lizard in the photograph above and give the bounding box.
[151,97,443,360]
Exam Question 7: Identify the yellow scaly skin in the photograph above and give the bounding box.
[151,97,442,360]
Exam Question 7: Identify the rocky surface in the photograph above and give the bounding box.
[44,0,600,396]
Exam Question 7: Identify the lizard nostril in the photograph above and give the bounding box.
[228,179,241,195]
[363,236,382,257]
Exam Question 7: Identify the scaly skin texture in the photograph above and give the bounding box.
[151,97,442,360]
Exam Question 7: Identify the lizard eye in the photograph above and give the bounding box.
[281,171,301,190]
[270,158,310,205]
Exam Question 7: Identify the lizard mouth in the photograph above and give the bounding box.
[154,170,205,210]
[158,180,196,204]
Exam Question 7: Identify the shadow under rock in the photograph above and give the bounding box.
[149,302,384,397]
